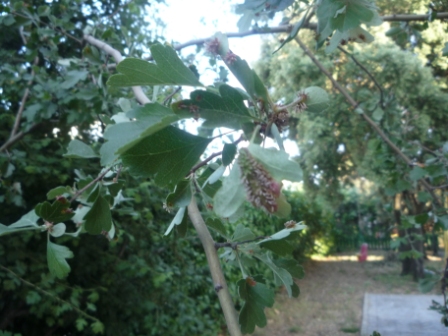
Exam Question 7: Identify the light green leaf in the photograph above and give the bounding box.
[47,241,73,279]
[107,44,202,87]
[121,126,211,188]
[83,195,112,235]
[274,259,305,279]
[164,206,186,236]
[213,164,246,218]
[303,86,330,113]
[50,223,66,237]
[409,166,427,181]
[47,186,71,200]
[0,210,41,236]
[101,103,182,165]
[64,139,98,159]
[171,84,254,130]
[257,222,306,244]
[247,144,302,182]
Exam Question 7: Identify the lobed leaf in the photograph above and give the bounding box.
[47,241,73,279]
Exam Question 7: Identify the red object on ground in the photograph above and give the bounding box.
[358,243,368,262]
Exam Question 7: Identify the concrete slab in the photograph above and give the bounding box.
[361,293,447,336]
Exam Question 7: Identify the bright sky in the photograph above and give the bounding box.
[157,0,300,157]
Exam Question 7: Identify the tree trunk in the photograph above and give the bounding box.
[395,193,425,281]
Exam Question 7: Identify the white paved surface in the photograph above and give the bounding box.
[361,293,447,336]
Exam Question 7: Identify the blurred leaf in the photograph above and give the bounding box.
[47,186,71,200]
[0,210,40,236]
[50,223,66,237]
[409,166,427,181]
[206,217,227,238]
[260,240,294,256]
[64,140,99,159]
[232,224,256,242]
[164,206,186,236]
[248,144,302,182]
[222,144,237,166]
[254,253,294,297]
[214,164,246,219]
[303,86,330,113]
[274,258,304,279]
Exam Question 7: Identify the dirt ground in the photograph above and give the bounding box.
[253,251,445,336]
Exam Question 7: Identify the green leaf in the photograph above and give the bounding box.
[409,166,427,181]
[47,186,71,200]
[35,200,74,223]
[213,163,247,219]
[330,0,375,32]
[222,143,237,166]
[101,103,182,165]
[247,144,302,182]
[303,86,330,113]
[273,17,305,54]
[91,320,105,334]
[47,241,73,279]
[254,253,294,297]
[206,217,227,238]
[237,276,275,334]
[172,85,254,130]
[50,223,66,237]
[372,107,384,121]
[258,221,306,243]
[232,224,256,242]
[83,195,112,235]
[260,240,294,256]
[76,318,88,331]
[64,139,98,159]
[60,70,88,89]
[107,44,202,87]
[0,210,40,236]
[164,206,186,236]
[165,179,191,208]
[197,165,223,198]
[121,127,211,188]
[274,259,305,279]
[418,275,441,293]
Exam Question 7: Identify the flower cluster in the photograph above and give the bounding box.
[238,148,282,213]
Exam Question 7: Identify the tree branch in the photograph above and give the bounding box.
[0,264,101,324]
[294,36,443,207]
[187,196,242,336]
[83,35,151,105]
[215,236,269,249]
[70,166,114,203]
[170,12,448,52]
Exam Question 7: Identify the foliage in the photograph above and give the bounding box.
[2,0,448,334]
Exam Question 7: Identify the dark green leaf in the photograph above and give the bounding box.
[255,253,294,297]
[47,241,73,279]
[166,179,191,208]
[107,44,202,87]
[232,224,255,242]
[35,200,74,223]
[172,85,254,130]
[83,195,112,235]
[214,163,246,219]
[64,139,99,159]
[121,127,211,188]
[260,240,294,256]
[222,143,237,166]
[101,103,182,165]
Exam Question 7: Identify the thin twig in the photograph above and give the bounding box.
[215,236,269,249]
[294,36,443,208]
[0,264,101,323]
[163,86,182,105]
[189,136,244,174]
[0,124,40,153]
[71,167,114,203]
[83,35,151,105]
[337,46,385,108]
